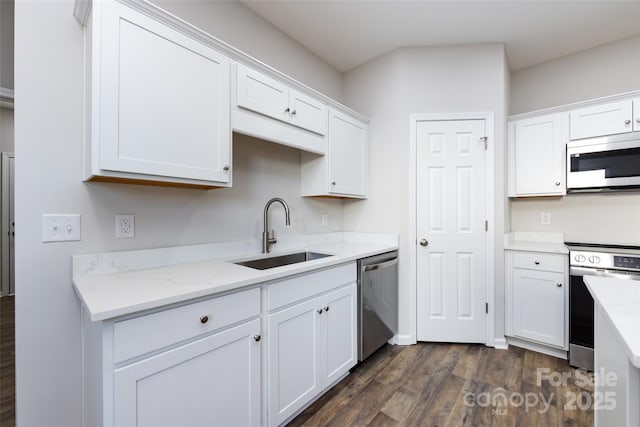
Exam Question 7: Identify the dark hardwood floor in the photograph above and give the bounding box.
[290,343,593,427]
[0,296,15,427]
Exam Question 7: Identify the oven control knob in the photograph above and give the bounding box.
[575,255,586,262]
[588,255,601,264]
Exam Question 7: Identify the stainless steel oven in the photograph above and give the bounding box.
[567,243,640,371]
[567,133,640,192]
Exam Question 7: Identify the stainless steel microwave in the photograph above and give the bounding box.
[567,133,640,192]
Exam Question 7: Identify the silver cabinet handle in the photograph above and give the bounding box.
[556,283,562,287]
[317,308,323,314]
[253,335,261,342]
[331,181,336,186]
[636,117,640,124]
[363,258,399,272]
[285,107,290,113]
[555,181,560,186]
[223,165,230,171]
[324,306,330,312]
[625,119,631,125]
[534,261,540,265]
[291,110,297,115]
[200,315,209,324]
[419,239,428,247]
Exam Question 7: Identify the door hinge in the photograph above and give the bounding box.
[480,136,488,150]
[485,220,488,231]
[485,302,489,314]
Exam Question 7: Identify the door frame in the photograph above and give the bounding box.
[408,112,496,346]
[1,152,14,296]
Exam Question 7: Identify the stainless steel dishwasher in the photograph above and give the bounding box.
[357,251,398,361]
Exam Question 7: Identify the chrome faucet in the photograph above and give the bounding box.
[263,197,291,253]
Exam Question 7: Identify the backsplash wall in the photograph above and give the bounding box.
[510,194,640,245]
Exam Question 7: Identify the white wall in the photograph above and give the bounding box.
[343,44,508,343]
[14,2,344,426]
[0,0,14,90]
[154,0,343,102]
[510,34,640,115]
[510,35,640,245]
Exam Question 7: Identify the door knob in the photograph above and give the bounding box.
[419,239,429,247]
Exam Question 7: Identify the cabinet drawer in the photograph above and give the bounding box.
[114,287,260,363]
[268,263,356,311]
[512,252,566,273]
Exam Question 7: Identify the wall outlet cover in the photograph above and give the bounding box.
[115,214,135,238]
[540,212,552,225]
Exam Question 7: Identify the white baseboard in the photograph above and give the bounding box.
[493,337,509,350]
[507,336,568,360]
[389,334,415,346]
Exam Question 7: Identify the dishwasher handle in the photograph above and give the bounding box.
[362,258,398,272]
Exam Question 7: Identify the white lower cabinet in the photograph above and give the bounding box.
[114,319,261,427]
[505,250,568,353]
[83,287,262,427]
[267,265,357,425]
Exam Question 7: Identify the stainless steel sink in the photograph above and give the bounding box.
[235,251,332,270]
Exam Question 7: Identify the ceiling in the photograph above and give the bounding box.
[240,0,640,72]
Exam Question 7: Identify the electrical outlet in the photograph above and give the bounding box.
[115,214,135,238]
[540,212,552,225]
[321,214,329,226]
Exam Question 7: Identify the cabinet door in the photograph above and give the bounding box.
[113,319,261,427]
[634,98,640,132]
[98,1,231,182]
[570,100,633,140]
[289,89,327,135]
[511,269,565,348]
[268,298,322,425]
[508,113,566,196]
[328,109,368,197]
[236,63,289,123]
[322,283,357,385]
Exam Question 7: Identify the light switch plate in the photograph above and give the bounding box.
[42,214,81,242]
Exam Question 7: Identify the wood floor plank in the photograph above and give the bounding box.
[290,343,594,427]
[0,296,15,427]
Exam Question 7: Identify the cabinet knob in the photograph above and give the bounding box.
[285,107,290,113]
[636,117,640,124]
[317,308,323,314]
[555,181,560,186]
[625,119,631,125]
[534,261,540,265]
[291,109,297,115]
[331,181,336,186]
[556,283,562,287]
[324,306,330,312]
[223,165,230,171]
[419,239,429,247]
[253,335,261,342]
[200,315,209,324]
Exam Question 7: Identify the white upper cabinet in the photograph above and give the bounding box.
[236,64,290,124]
[82,1,232,188]
[301,109,368,198]
[289,89,328,136]
[570,99,634,140]
[508,113,567,197]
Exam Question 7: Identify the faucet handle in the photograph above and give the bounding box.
[268,229,277,245]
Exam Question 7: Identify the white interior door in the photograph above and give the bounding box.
[416,120,487,343]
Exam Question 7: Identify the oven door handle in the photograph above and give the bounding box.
[570,266,640,280]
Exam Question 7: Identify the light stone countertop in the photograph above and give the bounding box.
[584,276,640,368]
[73,233,398,322]
[504,231,568,254]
